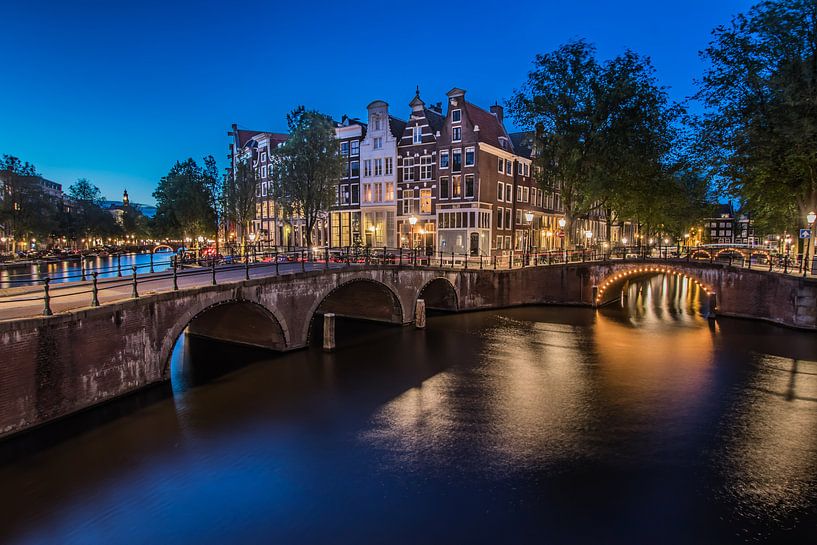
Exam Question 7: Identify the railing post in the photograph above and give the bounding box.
[464,253,468,270]
[42,277,52,316]
[399,247,403,268]
[117,254,122,277]
[366,247,370,265]
[493,255,497,270]
[326,247,330,270]
[150,252,155,274]
[301,250,306,273]
[91,271,99,307]
[131,266,139,298]
[211,258,217,285]
[769,257,773,272]
[383,246,387,265]
[173,261,178,291]
[81,260,86,282]
[451,251,454,269]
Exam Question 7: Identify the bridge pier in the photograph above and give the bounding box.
[323,313,336,352]
[415,299,426,329]
[706,292,717,319]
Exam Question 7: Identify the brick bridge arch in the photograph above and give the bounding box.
[417,277,459,311]
[593,263,716,307]
[160,293,291,379]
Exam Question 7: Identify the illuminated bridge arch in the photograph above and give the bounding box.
[595,264,715,307]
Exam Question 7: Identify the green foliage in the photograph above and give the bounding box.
[508,40,684,244]
[153,157,218,239]
[0,155,61,241]
[694,0,817,232]
[65,178,118,240]
[222,157,259,246]
[271,107,343,247]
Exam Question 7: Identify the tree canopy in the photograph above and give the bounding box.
[694,0,817,233]
[271,107,343,247]
[153,157,219,239]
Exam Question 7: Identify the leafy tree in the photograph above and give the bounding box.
[694,0,817,237]
[0,155,61,245]
[153,157,218,239]
[508,40,683,246]
[222,157,258,252]
[66,178,117,243]
[271,107,342,247]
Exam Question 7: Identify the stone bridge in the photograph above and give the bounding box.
[0,259,814,439]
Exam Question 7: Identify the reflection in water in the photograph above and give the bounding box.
[0,274,816,544]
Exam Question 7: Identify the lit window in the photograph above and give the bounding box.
[420,189,432,214]
[452,175,462,198]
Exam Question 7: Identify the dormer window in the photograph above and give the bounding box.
[373,117,382,131]
[452,127,462,142]
[452,109,462,123]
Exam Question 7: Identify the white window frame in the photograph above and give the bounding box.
[452,109,462,123]
[452,126,462,142]
[465,146,475,167]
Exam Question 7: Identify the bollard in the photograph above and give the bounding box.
[399,247,403,268]
[91,272,100,307]
[493,255,497,270]
[706,292,717,319]
[451,251,454,268]
[211,259,217,285]
[323,312,336,351]
[173,262,178,291]
[42,277,52,316]
[415,298,426,329]
[131,266,139,298]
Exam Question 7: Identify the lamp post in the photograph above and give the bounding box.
[804,210,816,277]
[524,212,534,265]
[558,217,566,250]
[248,231,257,262]
[409,215,418,249]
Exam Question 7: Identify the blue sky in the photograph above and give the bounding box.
[0,0,754,205]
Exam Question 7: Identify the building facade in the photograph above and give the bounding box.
[330,116,365,248]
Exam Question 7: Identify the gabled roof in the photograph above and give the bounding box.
[389,115,407,139]
[509,131,534,159]
[464,102,513,151]
[424,108,445,135]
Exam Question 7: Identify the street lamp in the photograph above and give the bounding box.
[409,215,417,249]
[558,217,566,251]
[805,210,816,276]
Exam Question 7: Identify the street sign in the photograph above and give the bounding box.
[800,229,811,239]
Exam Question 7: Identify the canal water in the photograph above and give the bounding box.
[0,252,175,287]
[0,275,816,544]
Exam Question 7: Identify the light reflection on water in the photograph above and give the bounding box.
[0,273,815,544]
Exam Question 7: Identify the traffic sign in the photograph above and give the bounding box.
[800,229,811,239]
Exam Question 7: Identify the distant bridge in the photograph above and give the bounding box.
[0,251,814,439]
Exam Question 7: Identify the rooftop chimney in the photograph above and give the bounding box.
[490,103,504,124]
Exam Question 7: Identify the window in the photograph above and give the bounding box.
[439,150,449,169]
[523,187,529,202]
[373,117,382,131]
[342,162,350,178]
[364,183,372,203]
[385,182,394,201]
[452,175,462,198]
[413,127,422,144]
[351,160,360,177]
[498,157,504,173]
[374,137,383,150]
[505,209,511,229]
[351,184,359,204]
[374,183,383,202]
[497,207,504,229]
[516,210,522,225]
[440,177,449,199]
[505,185,512,202]
[452,126,462,142]
[465,175,475,198]
[524,163,529,176]
[505,159,512,173]
[351,141,359,155]
[517,186,523,202]
[385,157,393,175]
[420,189,432,214]
[497,236,503,250]
[465,147,475,166]
[374,158,383,176]
[452,149,462,172]
[261,165,267,178]
[364,160,372,177]
[403,157,415,181]
[341,142,350,156]
[505,236,511,249]
[452,109,461,123]
[420,156,432,180]
[517,162,523,175]
[403,190,415,214]
[497,182,504,201]
[340,184,350,205]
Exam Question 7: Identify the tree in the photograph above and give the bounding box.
[222,157,259,252]
[271,107,342,247]
[0,155,61,246]
[507,40,683,246]
[694,0,817,237]
[66,178,117,243]
[153,157,218,239]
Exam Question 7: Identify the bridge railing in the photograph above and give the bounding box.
[1,245,815,317]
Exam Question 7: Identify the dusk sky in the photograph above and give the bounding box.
[1,0,754,205]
